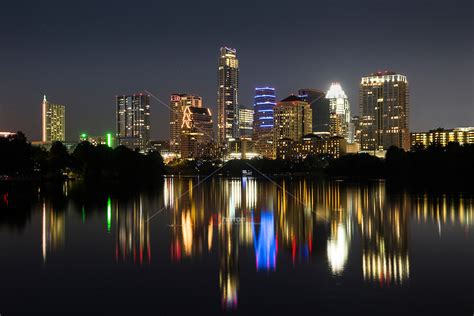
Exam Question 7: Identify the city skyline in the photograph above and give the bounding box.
[7,63,472,145]
[0,0,472,141]
[1,2,473,315]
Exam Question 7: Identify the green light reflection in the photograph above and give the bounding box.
[107,197,112,232]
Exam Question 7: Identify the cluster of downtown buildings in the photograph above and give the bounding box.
[18,47,473,160]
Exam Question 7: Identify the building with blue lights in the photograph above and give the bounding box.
[253,211,276,271]
[253,87,276,158]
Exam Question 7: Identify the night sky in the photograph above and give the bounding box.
[0,0,472,141]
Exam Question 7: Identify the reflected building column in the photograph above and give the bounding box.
[360,186,410,286]
[115,196,151,264]
[41,201,65,263]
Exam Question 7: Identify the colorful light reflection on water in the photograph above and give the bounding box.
[0,178,472,315]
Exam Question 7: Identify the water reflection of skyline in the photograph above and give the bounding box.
[163,178,473,309]
[12,178,470,310]
[115,196,151,264]
[42,201,65,263]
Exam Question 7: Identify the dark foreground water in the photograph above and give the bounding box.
[0,178,472,315]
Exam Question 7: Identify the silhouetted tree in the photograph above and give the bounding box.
[47,141,70,178]
[0,132,34,176]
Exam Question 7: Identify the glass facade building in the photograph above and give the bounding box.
[217,47,239,145]
[116,93,150,152]
[298,88,329,133]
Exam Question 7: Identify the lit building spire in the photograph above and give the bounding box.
[326,82,351,141]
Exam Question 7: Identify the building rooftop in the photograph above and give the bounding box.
[298,88,325,94]
[280,95,305,102]
[326,82,347,99]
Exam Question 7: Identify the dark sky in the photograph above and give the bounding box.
[0,0,472,141]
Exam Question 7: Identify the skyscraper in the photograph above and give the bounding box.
[274,95,312,142]
[116,93,150,152]
[298,88,330,132]
[326,83,351,141]
[217,47,239,145]
[42,95,65,142]
[253,87,276,158]
[360,71,409,151]
[169,94,203,153]
[238,105,254,141]
[180,105,213,159]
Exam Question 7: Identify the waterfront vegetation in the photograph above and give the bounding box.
[0,132,165,183]
[327,143,474,190]
[1,132,473,190]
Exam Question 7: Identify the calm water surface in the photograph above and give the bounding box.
[0,178,472,315]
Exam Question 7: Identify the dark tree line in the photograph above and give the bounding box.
[0,132,166,183]
[327,143,474,190]
[2,132,472,189]
[170,143,474,191]
[167,154,332,177]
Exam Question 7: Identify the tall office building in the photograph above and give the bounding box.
[298,88,330,132]
[238,105,254,141]
[360,71,409,151]
[217,47,239,145]
[253,87,276,158]
[169,94,203,153]
[116,93,150,152]
[274,95,312,142]
[42,95,65,142]
[326,83,351,141]
[180,105,213,159]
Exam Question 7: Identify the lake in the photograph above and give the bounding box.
[0,177,472,315]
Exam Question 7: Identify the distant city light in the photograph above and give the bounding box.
[106,133,113,148]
